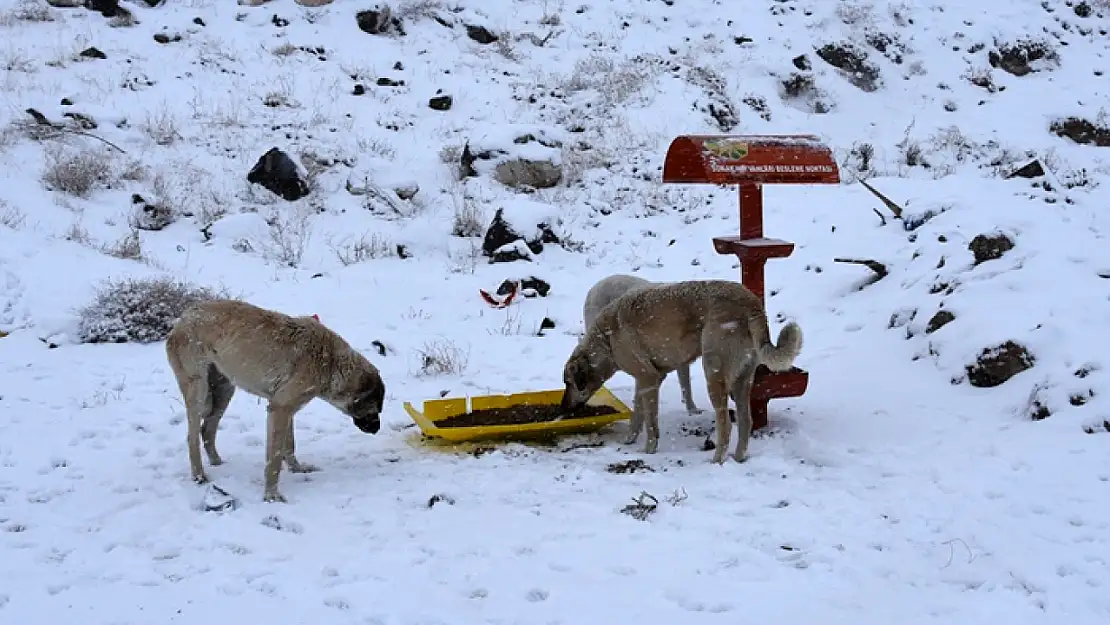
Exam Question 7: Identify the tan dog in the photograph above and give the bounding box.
[561,279,802,463]
[165,299,386,503]
[582,274,700,415]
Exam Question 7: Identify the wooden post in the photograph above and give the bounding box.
[662,135,841,430]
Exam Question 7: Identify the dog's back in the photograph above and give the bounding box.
[582,274,655,330]
[166,299,344,400]
[601,279,799,372]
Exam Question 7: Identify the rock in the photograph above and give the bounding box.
[815,42,882,91]
[1006,160,1046,179]
[128,193,174,231]
[1050,117,1110,147]
[988,39,1058,77]
[352,84,366,96]
[46,0,84,7]
[246,147,310,202]
[482,201,561,263]
[465,24,498,44]
[153,32,182,44]
[83,0,124,17]
[924,310,955,334]
[294,0,334,6]
[965,341,1035,388]
[968,232,1014,265]
[493,159,562,189]
[356,5,403,36]
[136,0,163,6]
[345,161,419,206]
[79,47,107,60]
[791,54,811,70]
[459,125,566,190]
[428,94,453,111]
[393,182,419,201]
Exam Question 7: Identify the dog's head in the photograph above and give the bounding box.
[560,345,610,411]
[345,371,385,434]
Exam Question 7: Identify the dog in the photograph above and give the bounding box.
[582,274,701,415]
[165,299,386,503]
[561,279,802,463]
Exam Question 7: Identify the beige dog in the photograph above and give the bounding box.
[165,299,386,503]
[562,279,802,463]
[582,274,701,415]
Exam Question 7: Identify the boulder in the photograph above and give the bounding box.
[247,147,310,202]
[481,199,561,263]
[968,232,1014,265]
[128,193,175,231]
[965,341,1034,388]
[459,125,566,190]
[356,4,404,36]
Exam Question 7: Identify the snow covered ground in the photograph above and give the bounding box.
[2,0,1110,623]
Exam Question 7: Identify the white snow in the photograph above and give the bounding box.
[2,0,1110,623]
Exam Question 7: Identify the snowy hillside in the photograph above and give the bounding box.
[2,0,1110,622]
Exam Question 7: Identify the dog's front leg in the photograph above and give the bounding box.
[263,402,293,503]
[284,412,319,474]
[622,392,646,445]
[677,365,701,415]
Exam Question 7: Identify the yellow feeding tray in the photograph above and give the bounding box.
[403,387,632,443]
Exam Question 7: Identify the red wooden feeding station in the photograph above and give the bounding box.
[662,134,840,430]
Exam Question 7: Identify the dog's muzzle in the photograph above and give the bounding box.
[353,417,380,434]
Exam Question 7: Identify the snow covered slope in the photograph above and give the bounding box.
[1,0,1109,623]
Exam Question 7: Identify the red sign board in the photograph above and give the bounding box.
[663,134,841,185]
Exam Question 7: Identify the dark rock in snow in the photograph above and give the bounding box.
[79,47,107,60]
[966,341,1034,388]
[465,24,498,44]
[482,207,560,263]
[1006,160,1046,179]
[428,95,453,111]
[356,5,404,36]
[129,193,175,231]
[247,147,310,202]
[968,233,1014,265]
[84,0,122,18]
[924,310,955,334]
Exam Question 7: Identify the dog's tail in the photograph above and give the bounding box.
[759,321,803,372]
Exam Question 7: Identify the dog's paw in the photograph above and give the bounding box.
[643,440,659,454]
[622,434,640,446]
[192,473,210,485]
[263,490,288,504]
[710,451,727,464]
[686,408,704,416]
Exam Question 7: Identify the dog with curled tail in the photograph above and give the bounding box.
[562,279,802,463]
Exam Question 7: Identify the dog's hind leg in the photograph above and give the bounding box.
[728,360,758,462]
[676,364,701,415]
[702,359,732,464]
[201,364,235,467]
[635,380,664,454]
[180,375,213,484]
[166,336,213,484]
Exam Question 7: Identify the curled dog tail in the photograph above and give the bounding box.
[759,321,803,372]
